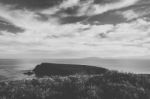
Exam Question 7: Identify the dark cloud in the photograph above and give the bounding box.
[60,16,87,24]
[51,5,80,18]
[35,13,49,22]
[0,0,143,27]
[145,14,150,19]
[0,20,24,33]
[116,1,150,11]
[50,5,87,24]
[113,2,150,21]
[83,11,126,25]
[61,6,79,15]
[136,0,150,5]
[0,0,63,10]
[0,0,132,11]
[93,0,120,4]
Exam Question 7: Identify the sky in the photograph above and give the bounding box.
[0,0,150,59]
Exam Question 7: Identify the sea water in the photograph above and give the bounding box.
[0,58,150,81]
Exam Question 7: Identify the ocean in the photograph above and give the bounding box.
[0,58,150,81]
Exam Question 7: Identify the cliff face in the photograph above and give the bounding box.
[33,63,108,77]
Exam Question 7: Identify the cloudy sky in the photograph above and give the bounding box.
[0,0,150,59]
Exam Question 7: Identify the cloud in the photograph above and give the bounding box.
[1,18,150,58]
[87,0,140,16]
[116,5,150,21]
[0,0,150,58]
[117,10,139,21]
[60,0,80,8]
[40,0,140,17]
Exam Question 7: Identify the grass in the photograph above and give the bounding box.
[0,71,150,99]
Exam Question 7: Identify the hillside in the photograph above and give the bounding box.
[1,63,150,99]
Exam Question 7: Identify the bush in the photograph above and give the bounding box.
[0,72,150,99]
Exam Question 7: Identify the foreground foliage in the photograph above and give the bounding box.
[0,71,150,99]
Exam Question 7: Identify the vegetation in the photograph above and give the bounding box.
[1,71,150,99]
[32,63,108,77]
